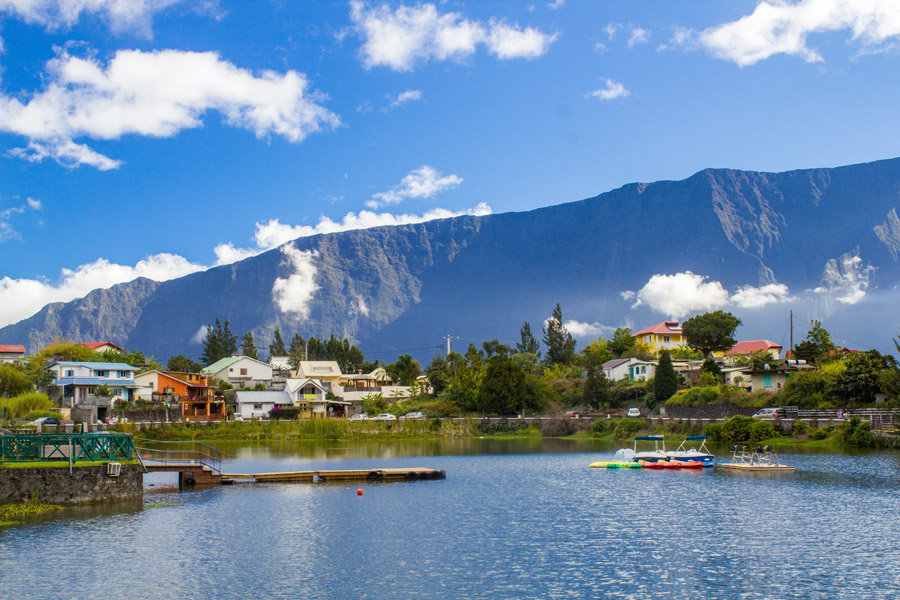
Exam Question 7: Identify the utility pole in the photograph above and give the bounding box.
[789,310,794,357]
[445,335,451,358]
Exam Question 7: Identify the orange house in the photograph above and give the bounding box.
[134,370,225,422]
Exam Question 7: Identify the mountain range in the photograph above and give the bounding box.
[4,157,900,362]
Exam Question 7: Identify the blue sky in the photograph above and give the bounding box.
[2,0,900,330]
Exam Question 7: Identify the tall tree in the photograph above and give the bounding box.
[167,355,203,373]
[516,321,541,356]
[794,320,837,364]
[425,355,450,395]
[608,327,635,358]
[681,311,743,357]
[387,354,421,386]
[654,350,678,405]
[241,332,258,360]
[201,318,225,365]
[269,328,287,357]
[221,319,238,357]
[583,364,612,408]
[542,303,576,366]
[582,336,614,367]
[478,354,527,415]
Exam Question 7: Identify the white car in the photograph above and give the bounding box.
[232,414,244,422]
[372,413,398,421]
[349,413,369,421]
[400,411,426,420]
[626,408,641,418]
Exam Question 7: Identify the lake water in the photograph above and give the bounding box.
[2,438,899,599]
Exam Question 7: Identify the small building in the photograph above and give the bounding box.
[627,360,657,381]
[0,344,26,365]
[81,342,124,354]
[739,362,815,393]
[233,391,294,420]
[203,355,273,389]
[44,361,139,422]
[268,355,292,371]
[134,370,224,422]
[601,358,637,381]
[632,322,685,356]
[725,340,783,361]
[285,378,350,418]
[294,361,343,392]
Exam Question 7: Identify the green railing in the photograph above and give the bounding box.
[0,433,137,463]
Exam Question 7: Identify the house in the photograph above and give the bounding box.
[726,340,783,361]
[285,378,351,418]
[632,321,685,356]
[739,362,815,393]
[44,361,139,422]
[81,342,124,354]
[268,356,292,371]
[203,355,273,389]
[0,344,26,365]
[722,366,749,388]
[232,391,294,420]
[601,358,637,381]
[134,370,224,422]
[294,361,343,392]
[627,360,657,381]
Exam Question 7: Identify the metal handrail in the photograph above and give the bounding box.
[134,437,225,460]
[134,438,224,473]
[0,433,137,463]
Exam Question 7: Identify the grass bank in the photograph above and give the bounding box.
[0,502,64,527]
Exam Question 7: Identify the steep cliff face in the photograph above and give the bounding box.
[3,158,900,359]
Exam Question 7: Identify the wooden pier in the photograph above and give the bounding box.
[220,467,446,484]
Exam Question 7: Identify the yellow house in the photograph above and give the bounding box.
[632,321,685,356]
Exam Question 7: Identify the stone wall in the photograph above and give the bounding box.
[0,464,143,505]
[660,402,758,420]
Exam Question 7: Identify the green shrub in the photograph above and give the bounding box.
[589,419,615,436]
[666,386,721,406]
[809,426,832,441]
[538,419,581,437]
[838,417,880,448]
[6,393,54,419]
[708,415,776,444]
[475,422,535,436]
[269,407,302,420]
[613,418,646,440]
[704,422,724,442]
[791,420,810,435]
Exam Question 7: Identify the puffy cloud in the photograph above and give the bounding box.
[368,165,463,208]
[563,320,614,338]
[272,245,319,318]
[388,89,423,108]
[585,78,630,101]
[0,253,204,327]
[547,0,565,9]
[191,324,209,345]
[0,202,493,327]
[731,283,792,308]
[626,271,795,318]
[604,23,619,41]
[357,296,369,317]
[349,1,555,71]
[0,0,188,37]
[0,47,340,169]
[627,272,731,318]
[695,0,900,66]
[812,251,875,307]
[627,27,650,47]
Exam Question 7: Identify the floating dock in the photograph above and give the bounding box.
[220,467,447,484]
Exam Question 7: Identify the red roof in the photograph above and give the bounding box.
[725,340,783,356]
[632,321,682,337]
[82,342,123,351]
[0,344,26,353]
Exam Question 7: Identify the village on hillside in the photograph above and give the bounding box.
[2,308,897,428]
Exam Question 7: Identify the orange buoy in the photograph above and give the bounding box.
[356,488,364,496]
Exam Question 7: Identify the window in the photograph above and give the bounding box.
[93,370,108,377]
[240,368,248,376]
[65,369,74,377]
[663,336,670,343]
[762,375,772,388]
[253,403,262,410]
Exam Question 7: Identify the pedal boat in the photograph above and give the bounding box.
[667,435,715,467]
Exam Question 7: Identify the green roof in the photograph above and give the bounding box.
[202,356,244,374]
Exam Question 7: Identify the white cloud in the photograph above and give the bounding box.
[731,283,792,308]
[628,272,731,318]
[585,78,630,101]
[357,296,369,317]
[604,23,619,41]
[562,319,613,338]
[812,251,876,307]
[272,245,319,318]
[368,165,462,208]
[0,47,340,169]
[486,21,557,60]
[626,272,795,318]
[191,324,209,345]
[0,253,204,327]
[0,0,186,37]
[547,0,564,9]
[388,89,423,108]
[0,202,493,327]
[349,1,555,71]
[695,0,900,66]
[0,196,44,242]
[628,26,650,47]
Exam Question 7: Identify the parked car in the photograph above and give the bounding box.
[232,413,244,422]
[752,407,786,420]
[31,417,60,426]
[400,411,426,420]
[372,413,398,421]
[564,410,580,418]
[626,408,641,418]
[349,413,369,421]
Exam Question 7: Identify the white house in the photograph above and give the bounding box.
[203,355,273,389]
[294,361,343,392]
[232,391,294,419]
[269,356,292,371]
[628,360,657,381]
[44,361,139,422]
[0,344,26,365]
[601,358,638,381]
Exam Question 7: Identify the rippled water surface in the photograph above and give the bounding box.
[2,439,899,599]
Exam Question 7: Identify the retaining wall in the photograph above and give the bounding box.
[0,464,143,505]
